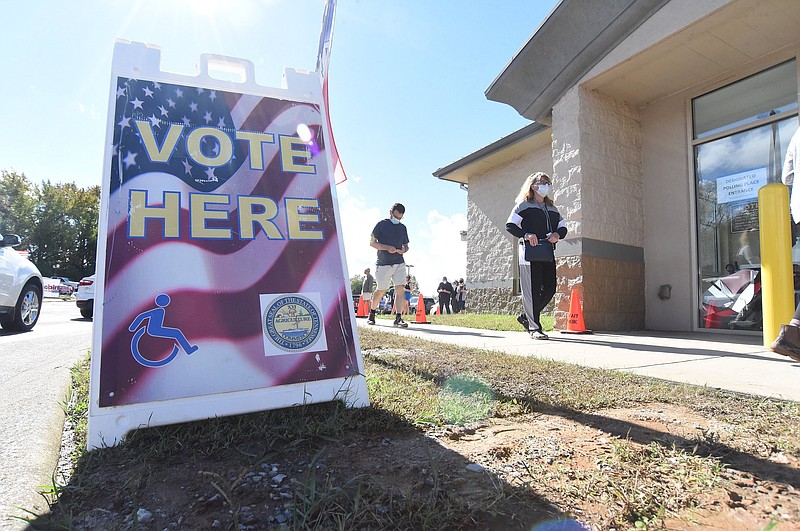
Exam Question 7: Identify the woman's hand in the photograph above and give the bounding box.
[526,233,538,246]
[547,232,560,244]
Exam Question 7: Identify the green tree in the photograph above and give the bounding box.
[1,171,100,280]
[351,274,364,295]
[15,180,100,280]
[0,170,36,242]
[29,180,75,277]
[68,185,100,279]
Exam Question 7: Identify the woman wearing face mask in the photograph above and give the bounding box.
[506,172,568,339]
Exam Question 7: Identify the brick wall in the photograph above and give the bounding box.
[553,255,645,330]
[464,86,646,329]
[466,140,553,314]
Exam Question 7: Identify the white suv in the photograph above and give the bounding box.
[76,274,95,319]
[0,233,43,332]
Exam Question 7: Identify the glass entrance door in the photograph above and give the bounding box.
[693,60,798,331]
[695,118,797,330]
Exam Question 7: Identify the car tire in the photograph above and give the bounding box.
[80,308,93,319]
[3,282,42,332]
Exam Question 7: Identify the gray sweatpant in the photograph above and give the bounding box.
[518,241,535,330]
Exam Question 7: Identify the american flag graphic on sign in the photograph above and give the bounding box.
[99,76,359,407]
[111,78,247,193]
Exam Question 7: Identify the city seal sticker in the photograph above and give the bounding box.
[259,293,328,356]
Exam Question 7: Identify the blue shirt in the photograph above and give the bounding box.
[372,219,409,266]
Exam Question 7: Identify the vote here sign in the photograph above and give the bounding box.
[87,41,367,448]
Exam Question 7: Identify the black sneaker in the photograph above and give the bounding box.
[393,315,408,328]
[530,330,549,340]
[367,310,376,325]
[516,313,529,330]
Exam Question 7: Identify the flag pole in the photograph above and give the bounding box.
[316,0,337,75]
[315,0,347,184]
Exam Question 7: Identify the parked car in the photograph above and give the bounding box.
[76,274,96,319]
[53,276,78,291]
[0,233,43,332]
[409,296,435,315]
[51,276,75,296]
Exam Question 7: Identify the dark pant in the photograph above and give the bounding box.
[528,261,557,330]
[439,294,451,314]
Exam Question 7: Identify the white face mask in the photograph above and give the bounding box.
[390,216,401,225]
[533,183,551,198]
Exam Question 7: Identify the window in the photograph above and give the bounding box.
[693,61,797,139]
[693,60,797,330]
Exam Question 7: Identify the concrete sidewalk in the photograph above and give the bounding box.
[357,319,800,403]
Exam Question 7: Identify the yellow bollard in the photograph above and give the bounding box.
[758,183,795,347]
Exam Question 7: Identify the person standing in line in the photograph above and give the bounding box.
[506,172,568,340]
[403,274,413,315]
[450,277,460,313]
[451,276,462,313]
[368,203,410,328]
[770,127,800,361]
[456,278,467,313]
[437,277,453,314]
[362,268,375,298]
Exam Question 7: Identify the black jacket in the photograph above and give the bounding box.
[506,200,567,241]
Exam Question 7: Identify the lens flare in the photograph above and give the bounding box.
[296,123,313,142]
[439,374,494,424]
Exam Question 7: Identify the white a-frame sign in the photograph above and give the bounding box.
[88,40,368,449]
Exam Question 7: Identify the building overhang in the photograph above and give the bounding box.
[487,0,800,121]
[485,0,671,123]
[433,123,550,184]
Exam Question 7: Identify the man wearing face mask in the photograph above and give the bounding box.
[368,203,410,328]
[437,277,454,314]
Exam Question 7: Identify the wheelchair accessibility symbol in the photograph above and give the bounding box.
[128,293,198,367]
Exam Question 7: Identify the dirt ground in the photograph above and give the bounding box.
[56,401,799,530]
[430,405,799,529]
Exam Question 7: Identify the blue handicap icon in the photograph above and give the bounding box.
[128,293,198,368]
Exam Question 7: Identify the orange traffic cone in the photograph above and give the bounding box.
[561,288,592,334]
[414,293,430,324]
[356,295,369,318]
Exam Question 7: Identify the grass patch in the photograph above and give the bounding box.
[34,324,800,530]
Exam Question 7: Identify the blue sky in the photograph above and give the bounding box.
[0,0,558,295]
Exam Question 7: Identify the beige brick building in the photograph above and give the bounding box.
[434,0,800,333]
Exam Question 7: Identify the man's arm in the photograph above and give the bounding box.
[370,234,397,253]
[397,227,410,254]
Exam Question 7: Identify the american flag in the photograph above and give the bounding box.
[316,0,347,185]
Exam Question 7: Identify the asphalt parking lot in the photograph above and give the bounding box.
[0,298,91,530]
